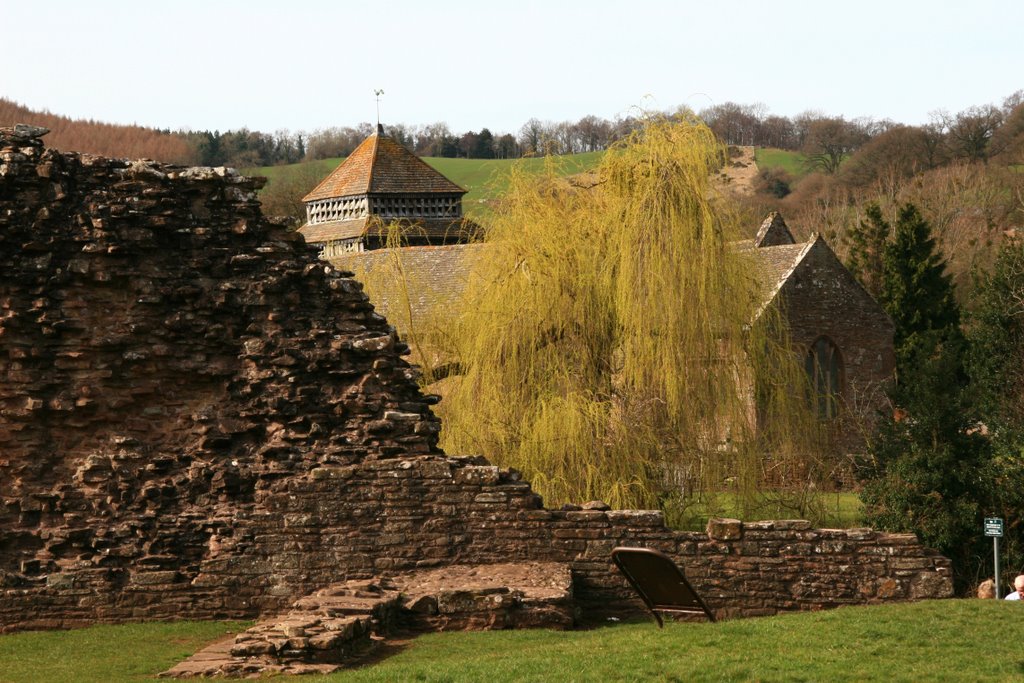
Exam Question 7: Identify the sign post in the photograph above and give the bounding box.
[985,517,1004,599]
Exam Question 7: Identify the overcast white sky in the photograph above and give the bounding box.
[4,0,1021,135]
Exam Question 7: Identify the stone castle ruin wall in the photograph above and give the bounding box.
[0,126,951,632]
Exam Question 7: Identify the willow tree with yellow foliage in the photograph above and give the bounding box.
[353,116,834,521]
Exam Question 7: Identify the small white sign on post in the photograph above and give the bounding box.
[986,517,1004,599]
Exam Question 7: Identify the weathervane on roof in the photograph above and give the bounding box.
[374,89,384,126]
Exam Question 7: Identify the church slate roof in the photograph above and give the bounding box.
[742,240,817,316]
[331,244,484,328]
[733,238,812,291]
[336,231,817,333]
[754,242,814,289]
[302,126,466,202]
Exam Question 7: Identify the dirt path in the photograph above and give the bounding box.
[566,145,759,197]
[715,145,758,195]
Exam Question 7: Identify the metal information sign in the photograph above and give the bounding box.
[986,517,1004,599]
[985,518,1004,537]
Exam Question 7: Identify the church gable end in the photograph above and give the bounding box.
[775,236,894,444]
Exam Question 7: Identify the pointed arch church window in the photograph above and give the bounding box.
[805,337,842,419]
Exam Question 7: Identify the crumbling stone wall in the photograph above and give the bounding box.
[0,126,951,632]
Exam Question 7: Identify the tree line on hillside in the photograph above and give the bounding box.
[177,90,1024,170]
[1,95,645,166]
[180,128,308,167]
[185,103,912,167]
[6,92,1022,175]
[285,115,649,164]
[705,92,1024,182]
[0,98,194,164]
[732,91,1024,312]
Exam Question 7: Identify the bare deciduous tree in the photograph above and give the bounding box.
[938,105,1005,163]
[801,117,869,174]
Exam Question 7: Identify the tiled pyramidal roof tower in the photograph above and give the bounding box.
[299,125,479,257]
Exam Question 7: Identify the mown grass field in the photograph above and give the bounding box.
[247,151,605,219]
[2,601,1022,682]
[754,147,807,178]
[673,491,863,531]
[0,621,251,683]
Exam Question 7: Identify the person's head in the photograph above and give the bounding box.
[1014,575,1024,596]
[978,579,995,599]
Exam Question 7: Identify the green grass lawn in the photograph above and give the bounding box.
[245,152,604,220]
[0,620,250,683]
[2,601,1022,682]
[672,491,863,531]
[754,147,807,178]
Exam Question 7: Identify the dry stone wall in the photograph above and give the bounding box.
[0,126,951,632]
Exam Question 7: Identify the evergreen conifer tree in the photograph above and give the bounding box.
[879,203,963,391]
[861,202,991,591]
[963,240,1024,583]
[844,203,889,300]
[966,240,1024,441]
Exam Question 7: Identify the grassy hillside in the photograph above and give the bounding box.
[1,601,1020,682]
[427,152,604,204]
[754,147,807,178]
[246,151,605,220]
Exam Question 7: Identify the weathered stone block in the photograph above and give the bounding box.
[473,493,508,504]
[454,466,501,485]
[707,518,743,541]
[130,571,180,586]
[605,510,663,527]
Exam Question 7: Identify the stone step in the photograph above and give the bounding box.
[160,579,397,678]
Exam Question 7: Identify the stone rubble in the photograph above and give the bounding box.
[162,563,573,677]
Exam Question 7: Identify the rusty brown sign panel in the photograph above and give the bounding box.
[611,546,716,626]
